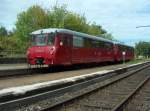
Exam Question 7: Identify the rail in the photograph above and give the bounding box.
[112,75,150,111]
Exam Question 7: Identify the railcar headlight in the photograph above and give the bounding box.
[52,46,55,50]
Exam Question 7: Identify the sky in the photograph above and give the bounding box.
[1,0,150,46]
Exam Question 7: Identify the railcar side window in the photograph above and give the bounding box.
[92,40,99,48]
[84,38,92,48]
[119,45,124,51]
[60,34,70,46]
[123,46,127,51]
[99,41,105,48]
[128,47,134,53]
[104,42,112,50]
[31,35,36,46]
[73,36,84,47]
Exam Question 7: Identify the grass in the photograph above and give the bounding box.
[125,58,150,65]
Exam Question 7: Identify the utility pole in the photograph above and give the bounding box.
[136,25,150,28]
[136,25,150,59]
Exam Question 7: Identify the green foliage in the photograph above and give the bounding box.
[64,13,88,33]
[135,41,150,58]
[102,33,114,40]
[0,35,19,50]
[87,23,106,36]
[16,5,49,42]
[0,26,7,36]
[48,5,67,28]
[0,26,21,52]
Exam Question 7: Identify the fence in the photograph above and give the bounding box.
[0,50,26,58]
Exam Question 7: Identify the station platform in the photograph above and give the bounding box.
[0,64,28,70]
[0,60,146,71]
[0,64,49,71]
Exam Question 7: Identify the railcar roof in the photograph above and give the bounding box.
[31,28,113,43]
[115,42,134,48]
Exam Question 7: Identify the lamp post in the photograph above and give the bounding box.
[122,51,126,64]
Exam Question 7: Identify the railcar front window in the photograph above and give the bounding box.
[31,33,55,46]
[31,35,46,46]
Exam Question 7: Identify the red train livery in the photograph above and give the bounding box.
[27,28,134,66]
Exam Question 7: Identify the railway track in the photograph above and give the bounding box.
[121,73,150,111]
[0,62,149,111]
[44,62,150,111]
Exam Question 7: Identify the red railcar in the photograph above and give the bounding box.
[113,43,134,62]
[27,28,134,66]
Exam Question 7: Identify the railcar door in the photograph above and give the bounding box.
[72,36,84,64]
[106,42,114,61]
[58,33,72,65]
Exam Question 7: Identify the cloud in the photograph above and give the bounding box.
[0,0,55,29]
[0,0,150,46]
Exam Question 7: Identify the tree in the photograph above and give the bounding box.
[86,23,106,36]
[64,13,88,33]
[102,33,114,40]
[0,26,7,37]
[135,41,150,58]
[16,5,49,42]
[48,5,67,28]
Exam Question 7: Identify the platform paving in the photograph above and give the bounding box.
[0,64,28,70]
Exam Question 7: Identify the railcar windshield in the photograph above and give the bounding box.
[31,33,55,46]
